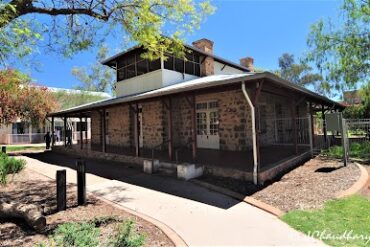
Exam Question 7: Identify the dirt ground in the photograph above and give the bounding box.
[0,168,173,247]
[200,156,361,212]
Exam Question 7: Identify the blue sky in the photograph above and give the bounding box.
[27,0,342,90]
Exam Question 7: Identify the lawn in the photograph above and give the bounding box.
[4,145,45,152]
[282,195,370,246]
[321,141,370,160]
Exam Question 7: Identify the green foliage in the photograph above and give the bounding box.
[51,222,100,247]
[321,141,370,160]
[108,220,145,247]
[276,53,323,92]
[52,90,109,110]
[0,153,26,185]
[306,0,370,92]
[0,0,215,64]
[342,104,365,118]
[282,195,370,246]
[72,46,115,94]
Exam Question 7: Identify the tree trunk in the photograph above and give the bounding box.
[0,201,46,232]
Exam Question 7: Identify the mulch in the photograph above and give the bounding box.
[0,168,173,247]
[200,156,361,212]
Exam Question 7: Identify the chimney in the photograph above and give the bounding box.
[192,38,214,76]
[240,57,254,72]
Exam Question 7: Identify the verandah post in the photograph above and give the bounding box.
[51,116,55,147]
[191,94,197,161]
[63,115,67,147]
[167,98,173,160]
[101,109,106,153]
[291,99,298,154]
[321,105,328,148]
[134,103,140,157]
[80,114,83,150]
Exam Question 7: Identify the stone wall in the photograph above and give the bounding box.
[106,104,131,147]
[141,100,165,149]
[171,96,193,147]
[196,90,253,151]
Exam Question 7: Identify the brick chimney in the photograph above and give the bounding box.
[192,38,214,76]
[240,57,254,72]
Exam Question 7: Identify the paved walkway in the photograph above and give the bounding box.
[22,152,324,246]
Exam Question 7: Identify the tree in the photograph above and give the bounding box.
[72,46,115,94]
[53,90,110,110]
[0,69,57,124]
[359,82,370,118]
[0,0,215,64]
[276,53,324,92]
[306,0,369,91]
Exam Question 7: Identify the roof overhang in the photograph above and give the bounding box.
[48,72,344,118]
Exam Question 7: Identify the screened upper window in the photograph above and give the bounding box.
[117,51,161,81]
[164,52,201,77]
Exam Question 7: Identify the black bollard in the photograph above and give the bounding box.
[1,146,6,154]
[56,170,67,211]
[76,160,86,205]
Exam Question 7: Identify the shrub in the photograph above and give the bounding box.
[0,153,26,185]
[51,222,100,247]
[321,141,370,160]
[108,220,145,247]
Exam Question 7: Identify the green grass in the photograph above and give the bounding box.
[321,141,370,160]
[0,153,26,185]
[282,195,370,246]
[5,145,45,152]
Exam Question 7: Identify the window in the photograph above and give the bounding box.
[196,112,207,135]
[209,111,219,135]
[175,57,184,73]
[164,56,174,70]
[117,52,161,81]
[163,52,201,77]
[149,59,161,71]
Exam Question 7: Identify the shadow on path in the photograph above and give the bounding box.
[24,152,240,209]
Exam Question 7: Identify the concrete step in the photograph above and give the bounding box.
[157,167,177,176]
[159,161,177,169]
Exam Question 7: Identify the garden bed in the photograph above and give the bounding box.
[0,168,173,247]
[199,156,360,212]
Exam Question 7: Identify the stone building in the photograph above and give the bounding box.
[49,38,343,184]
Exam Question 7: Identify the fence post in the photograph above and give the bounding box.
[341,117,349,167]
[76,160,86,205]
[56,170,67,211]
[1,146,6,154]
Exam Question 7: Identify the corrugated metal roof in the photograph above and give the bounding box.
[49,72,343,117]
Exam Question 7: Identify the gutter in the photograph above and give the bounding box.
[241,81,258,185]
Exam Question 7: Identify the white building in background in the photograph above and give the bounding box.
[0,87,111,145]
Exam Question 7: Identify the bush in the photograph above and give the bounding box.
[51,222,100,247]
[108,220,145,247]
[0,153,26,185]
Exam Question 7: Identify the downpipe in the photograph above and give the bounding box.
[241,82,258,185]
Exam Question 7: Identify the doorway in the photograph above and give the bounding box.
[196,101,220,149]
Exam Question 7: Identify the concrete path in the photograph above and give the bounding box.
[22,152,324,246]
